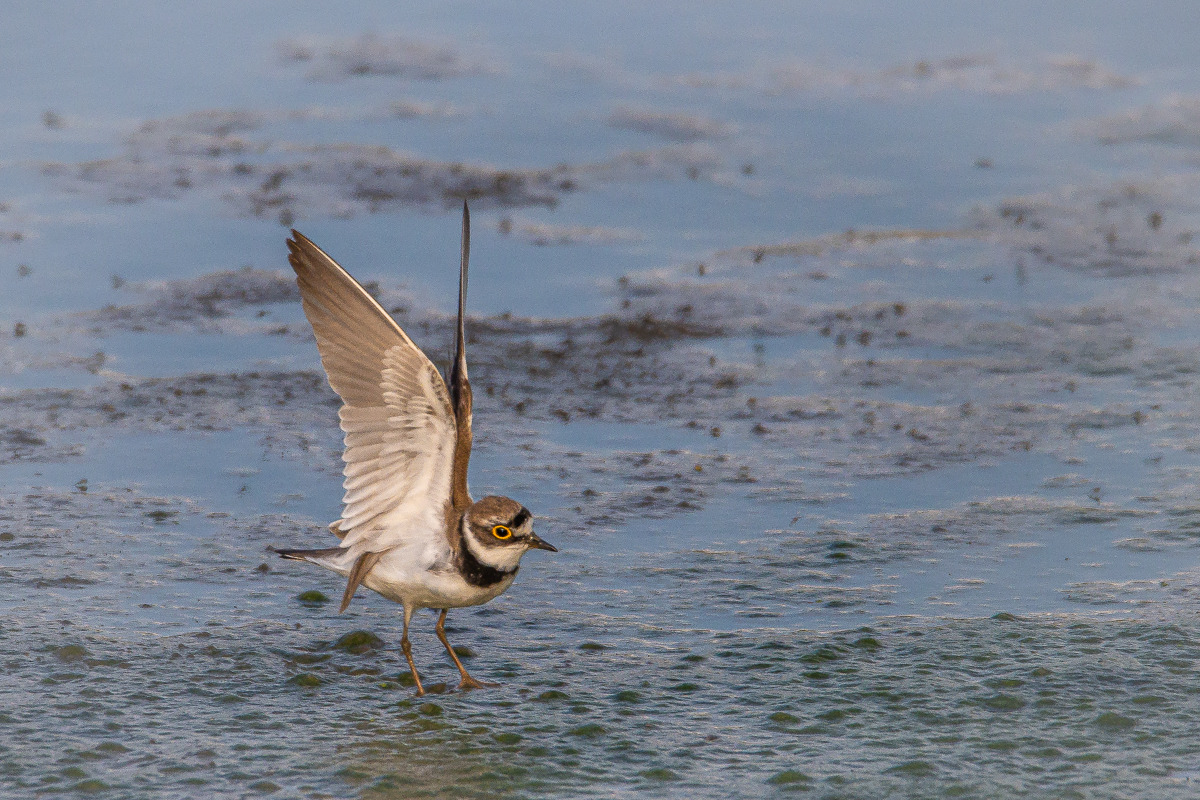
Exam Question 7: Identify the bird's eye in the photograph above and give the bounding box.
[492,525,512,540]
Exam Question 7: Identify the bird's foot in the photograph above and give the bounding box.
[456,676,499,692]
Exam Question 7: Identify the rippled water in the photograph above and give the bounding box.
[6,1,1200,797]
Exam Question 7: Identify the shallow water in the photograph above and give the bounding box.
[6,1,1200,797]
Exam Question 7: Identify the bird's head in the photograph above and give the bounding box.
[462,496,556,572]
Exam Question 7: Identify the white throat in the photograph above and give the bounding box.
[462,520,524,572]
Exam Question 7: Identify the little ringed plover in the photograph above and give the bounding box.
[276,203,556,695]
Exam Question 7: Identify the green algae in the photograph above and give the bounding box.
[411,718,450,732]
[569,724,605,737]
[10,575,1200,798]
[336,767,371,785]
[981,694,1026,711]
[290,652,330,665]
[1094,712,1136,731]
[767,770,811,785]
[333,631,384,654]
[800,647,842,664]
[640,768,679,780]
[53,645,90,663]
[985,741,1018,751]
[887,761,935,777]
[578,642,607,651]
[297,590,328,604]
[44,672,85,684]
[1028,747,1063,758]
[287,673,321,688]
[71,779,110,793]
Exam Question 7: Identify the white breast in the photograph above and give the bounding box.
[362,543,516,611]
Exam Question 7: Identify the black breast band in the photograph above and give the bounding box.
[458,542,518,588]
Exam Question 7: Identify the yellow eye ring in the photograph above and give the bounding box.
[492,525,513,540]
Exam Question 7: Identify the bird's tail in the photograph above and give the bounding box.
[273,546,344,563]
[273,546,380,614]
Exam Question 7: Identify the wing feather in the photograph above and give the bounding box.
[287,231,458,557]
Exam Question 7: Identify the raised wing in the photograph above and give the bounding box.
[287,231,457,557]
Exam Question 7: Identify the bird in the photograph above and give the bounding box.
[275,203,556,695]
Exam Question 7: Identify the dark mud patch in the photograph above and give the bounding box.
[1061,567,1200,611]
[54,263,413,336]
[972,177,1200,278]
[39,93,751,227]
[278,33,494,82]
[3,230,1188,497]
[715,228,981,266]
[660,52,1137,98]
[1079,96,1200,147]
[497,216,644,246]
[607,106,735,142]
[42,110,578,223]
[559,49,1136,99]
[90,267,300,332]
[0,423,82,465]
[0,371,344,476]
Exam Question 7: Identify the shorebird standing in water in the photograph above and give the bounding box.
[276,204,556,695]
